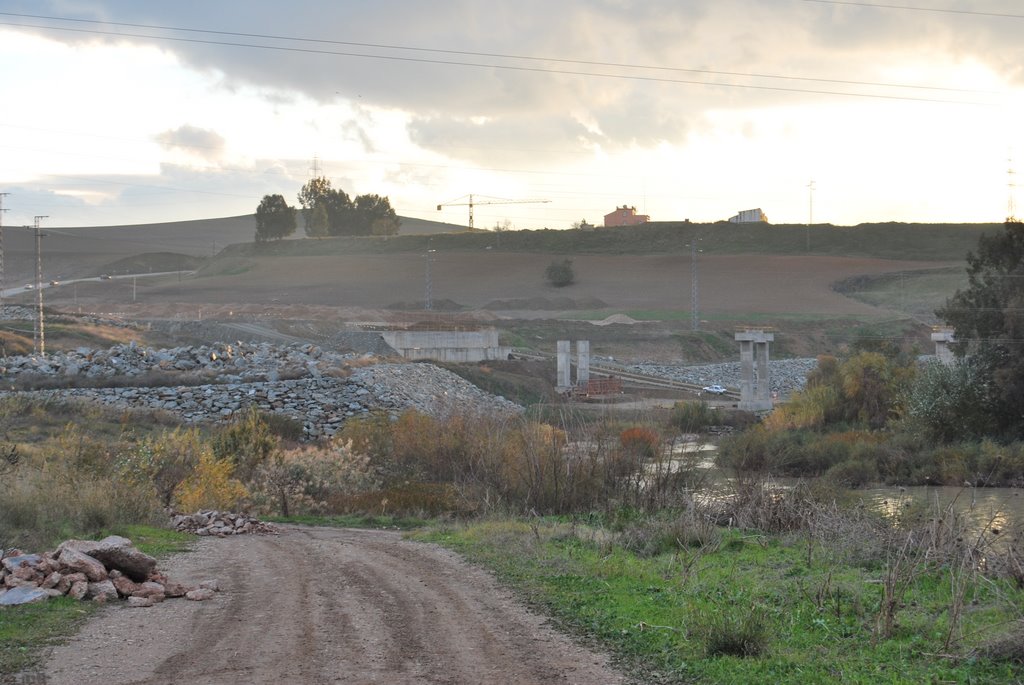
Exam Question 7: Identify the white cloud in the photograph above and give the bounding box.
[155,125,226,159]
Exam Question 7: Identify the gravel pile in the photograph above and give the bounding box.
[0,340,354,384]
[0,343,523,439]
[628,357,820,397]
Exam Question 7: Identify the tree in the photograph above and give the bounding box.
[904,359,995,443]
[937,219,1024,438]
[297,177,353,235]
[306,203,329,238]
[254,194,297,242]
[353,193,399,236]
[545,258,575,287]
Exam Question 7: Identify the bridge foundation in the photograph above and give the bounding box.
[735,328,774,411]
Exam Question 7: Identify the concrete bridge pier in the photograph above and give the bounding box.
[931,327,956,365]
[735,329,774,411]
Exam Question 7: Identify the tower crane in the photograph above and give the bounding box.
[436,194,550,231]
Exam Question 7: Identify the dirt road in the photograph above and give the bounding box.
[43,526,625,685]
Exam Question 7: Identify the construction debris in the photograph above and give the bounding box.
[170,510,279,536]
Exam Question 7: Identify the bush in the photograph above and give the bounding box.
[695,605,771,658]
[545,258,575,287]
[670,401,717,434]
[175,449,248,513]
[617,509,720,557]
[211,408,279,482]
[249,441,379,517]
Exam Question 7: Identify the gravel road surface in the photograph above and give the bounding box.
[43,526,624,685]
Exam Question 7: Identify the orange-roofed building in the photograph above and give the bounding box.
[603,205,650,227]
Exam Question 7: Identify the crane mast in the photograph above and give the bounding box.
[436,194,550,230]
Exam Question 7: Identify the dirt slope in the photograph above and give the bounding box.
[43,526,624,685]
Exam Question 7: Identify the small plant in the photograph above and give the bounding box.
[545,258,575,287]
[695,605,771,658]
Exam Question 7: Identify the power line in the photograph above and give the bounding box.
[0,19,992,105]
[0,10,994,96]
[802,0,1024,20]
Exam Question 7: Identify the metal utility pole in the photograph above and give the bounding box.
[0,192,8,309]
[424,243,436,310]
[690,239,700,332]
[33,215,48,356]
[806,180,815,251]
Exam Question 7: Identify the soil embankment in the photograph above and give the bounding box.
[43,526,624,685]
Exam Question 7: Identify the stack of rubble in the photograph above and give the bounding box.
[0,535,219,608]
[171,510,279,536]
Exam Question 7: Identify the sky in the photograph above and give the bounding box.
[0,0,1023,230]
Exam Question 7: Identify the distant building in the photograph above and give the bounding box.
[728,208,768,224]
[604,205,650,227]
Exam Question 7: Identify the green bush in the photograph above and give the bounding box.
[545,258,575,287]
[670,401,717,433]
[695,605,771,658]
[617,510,720,557]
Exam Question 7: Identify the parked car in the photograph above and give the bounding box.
[702,384,727,395]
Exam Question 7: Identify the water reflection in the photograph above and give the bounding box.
[858,485,1023,538]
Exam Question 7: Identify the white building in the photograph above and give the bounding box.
[728,208,768,223]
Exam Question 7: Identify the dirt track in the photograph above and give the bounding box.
[43,526,625,685]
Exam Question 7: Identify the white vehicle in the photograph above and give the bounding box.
[702,384,727,395]
[24,284,33,290]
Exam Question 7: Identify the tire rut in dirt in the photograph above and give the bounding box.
[43,526,624,685]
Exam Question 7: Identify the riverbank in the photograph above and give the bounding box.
[417,511,1023,684]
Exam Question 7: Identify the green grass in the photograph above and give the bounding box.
[221,221,995,260]
[0,524,191,674]
[0,597,98,675]
[268,513,431,530]
[101,524,193,556]
[833,266,969,322]
[415,519,1024,684]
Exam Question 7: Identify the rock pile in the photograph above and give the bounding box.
[171,510,278,536]
[0,341,524,440]
[0,340,353,384]
[0,535,219,608]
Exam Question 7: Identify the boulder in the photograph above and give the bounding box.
[67,580,88,600]
[132,581,166,603]
[87,579,118,602]
[127,596,155,608]
[185,587,215,601]
[162,581,188,598]
[110,574,140,597]
[58,548,108,582]
[1,553,41,573]
[60,536,156,582]
[40,571,62,590]
[0,586,49,606]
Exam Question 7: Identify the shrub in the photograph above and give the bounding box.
[617,509,720,557]
[545,258,575,287]
[175,450,249,513]
[824,459,878,488]
[211,408,280,482]
[119,428,205,507]
[619,426,660,461]
[695,605,771,658]
[670,401,717,434]
[249,441,379,517]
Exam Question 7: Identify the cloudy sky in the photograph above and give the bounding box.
[0,0,1021,230]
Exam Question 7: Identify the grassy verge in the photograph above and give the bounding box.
[415,518,1023,684]
[0,525,192,675]
[268,513,430,530]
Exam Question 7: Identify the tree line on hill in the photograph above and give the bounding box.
[254,178,399,242]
